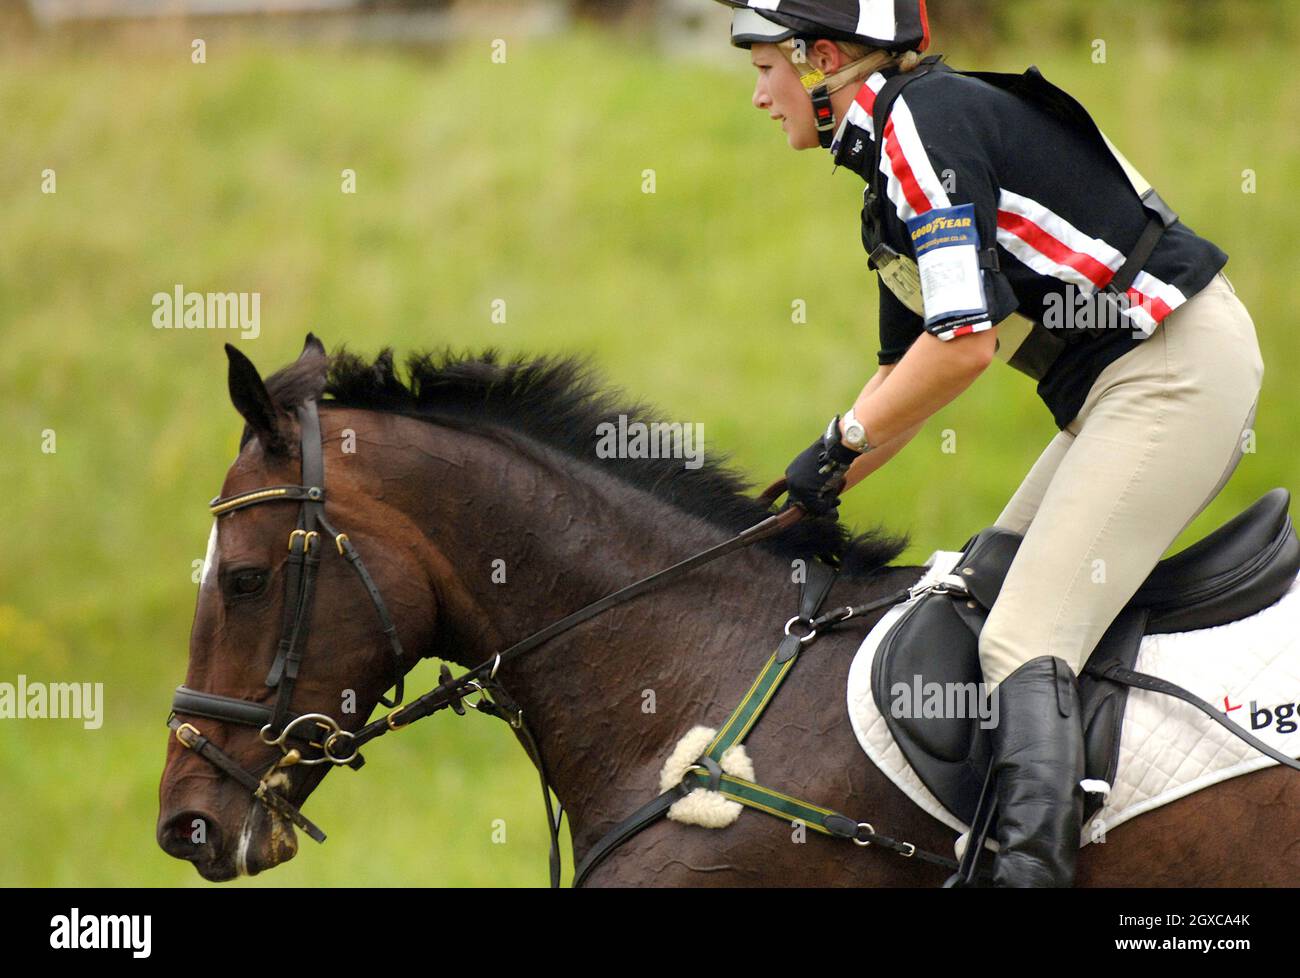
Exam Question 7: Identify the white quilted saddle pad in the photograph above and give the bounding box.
[846,551,1300,847]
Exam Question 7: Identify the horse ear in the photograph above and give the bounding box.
[300,332,326,360]
[225,344,286,452]
[297,332,329,400]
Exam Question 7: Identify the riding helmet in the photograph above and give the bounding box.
[718,1,931,53]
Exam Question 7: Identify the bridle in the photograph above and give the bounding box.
[168,398,409,842]
[167,397,802,875]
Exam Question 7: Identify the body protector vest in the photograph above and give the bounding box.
[862,57,1180,381]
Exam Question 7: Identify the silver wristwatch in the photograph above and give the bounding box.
[840,408,872,452]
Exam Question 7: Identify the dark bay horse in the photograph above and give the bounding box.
[157,338,1300,885]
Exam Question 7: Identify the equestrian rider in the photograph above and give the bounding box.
[713,0,1263,886]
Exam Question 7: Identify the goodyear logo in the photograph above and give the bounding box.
[910,214,974,241]
[906,203,979,260]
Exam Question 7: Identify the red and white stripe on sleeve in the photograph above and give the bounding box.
[996,189,1187,334]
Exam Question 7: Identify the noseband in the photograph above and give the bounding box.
[168,397,802,873]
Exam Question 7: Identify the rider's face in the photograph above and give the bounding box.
[750,43,819,150]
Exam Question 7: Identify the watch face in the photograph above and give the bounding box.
[844,421,866,447]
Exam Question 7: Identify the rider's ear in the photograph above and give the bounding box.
[226,343,288,453]
[811,38,841,72]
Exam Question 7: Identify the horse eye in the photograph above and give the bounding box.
[229,570,268,598]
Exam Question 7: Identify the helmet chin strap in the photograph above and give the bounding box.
[777,42,895,148]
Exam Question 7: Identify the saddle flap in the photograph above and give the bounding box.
[871,592,992,824]
[871,581,1143,827]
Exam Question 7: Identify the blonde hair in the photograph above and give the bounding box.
[835,41,923,73]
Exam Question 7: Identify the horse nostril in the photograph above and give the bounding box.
[159,810,221,859]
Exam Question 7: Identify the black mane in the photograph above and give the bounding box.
[263,348,907,576]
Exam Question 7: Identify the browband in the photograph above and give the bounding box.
[209,485,323,517]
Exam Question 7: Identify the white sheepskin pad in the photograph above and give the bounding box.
[658,725,756,829]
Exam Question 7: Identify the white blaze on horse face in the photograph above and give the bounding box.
[200,520,218,587]
[236,768,294,877]
[235,808,255,879]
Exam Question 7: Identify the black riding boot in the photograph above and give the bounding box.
[990,655,1085,888]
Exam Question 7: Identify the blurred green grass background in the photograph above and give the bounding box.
[1,14,1298,886]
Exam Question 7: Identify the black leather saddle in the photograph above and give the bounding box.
[871,489,1300,826]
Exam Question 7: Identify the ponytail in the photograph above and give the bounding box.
[895,49,922,73]
[829,41,924,86]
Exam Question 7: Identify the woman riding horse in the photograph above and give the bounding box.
[713,0,1263,886]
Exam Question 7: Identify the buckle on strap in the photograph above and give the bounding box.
[810,85,836,148]
[288,529,320,553]
[174,721,202,749]
[1141,188,1179,228]
[908,575,970,601]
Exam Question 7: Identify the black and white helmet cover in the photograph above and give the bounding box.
[718,1,931,53]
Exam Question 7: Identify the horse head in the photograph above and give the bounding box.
[157,336,443,880]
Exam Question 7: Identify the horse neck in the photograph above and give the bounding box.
[368,412,813,832]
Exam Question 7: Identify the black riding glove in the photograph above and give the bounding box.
[783,416,862,517]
